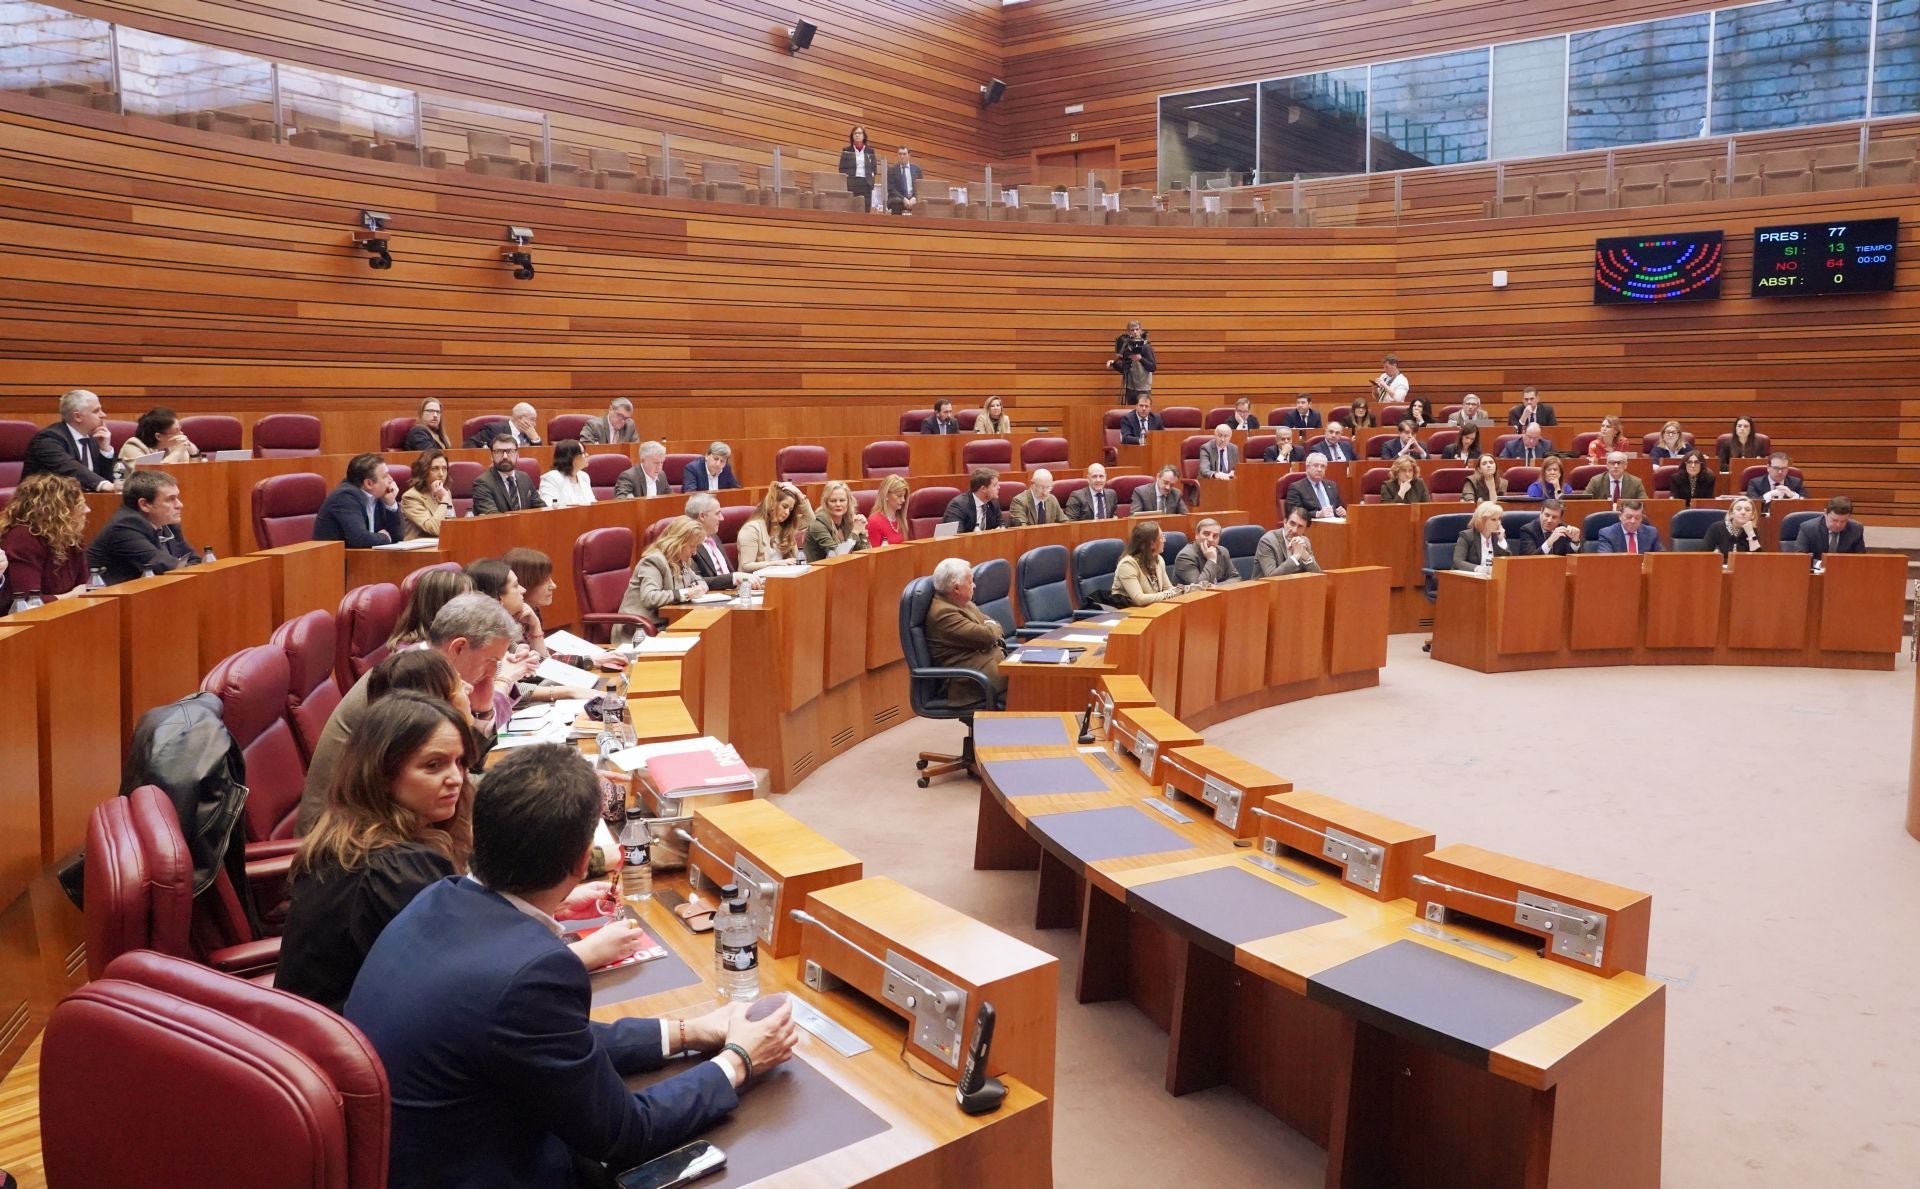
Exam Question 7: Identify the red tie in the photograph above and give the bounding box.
[1626,532,1638,555]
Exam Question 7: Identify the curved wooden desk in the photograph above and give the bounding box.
[1433,552,1906,672]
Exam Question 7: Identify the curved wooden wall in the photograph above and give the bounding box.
[1,97,1916,518]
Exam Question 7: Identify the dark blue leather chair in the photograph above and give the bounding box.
[1219,524,1263,581]
[1016,545,1102,632]
[1580,510,1620,553]
[1777,509,1823,552]
[1670,507,1722,552]
[1073,538,1126,607]
[1500,511,1538,541]
[1160,531,1187,575]
[973,558,1047,641]
[1423,513,1472,600]
[900,576,1000,787]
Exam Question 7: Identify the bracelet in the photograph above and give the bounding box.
[723,1042,754,1081]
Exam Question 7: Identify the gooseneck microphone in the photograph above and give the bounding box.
[787,910,961,1014]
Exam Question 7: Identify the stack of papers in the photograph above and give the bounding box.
[601,734,745,776]
[754,564,811,578]
[648,746,755,796]
[533,657,600,689]
[544,630,614,665]
[625,634,699,656]
[372,537,439,551]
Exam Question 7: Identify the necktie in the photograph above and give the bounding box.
[505,476,518,511]
[367,497,376,533]
[1627,532,1638,555]
[1314,482,1327,508]
[1095,492,1104,518]
[905,168,913,196]
[1610,479,1620,501]
[1829,532,1838,553]
[78,436,92,469]
[1036,500,1047,525]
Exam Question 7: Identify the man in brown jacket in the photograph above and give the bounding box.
[925,557,1007,708]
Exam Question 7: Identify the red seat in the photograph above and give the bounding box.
[1248,433,1276,460]
[1179,435,1209,481]
[1506,466,1542,493]
[995,481,1026,513]
[854,489,878,518]
[862,440,911,477]
[962,438,1012,471]
[251,473,328,549]
[447,460,483,516]
[252,413,322,457]
[1568,464,1606,490]
[664,453,698,488]
[385,463,412,493]
[42,950,388,1189]
[1429,468,1470,496]
[461,414,505,444]
[775,445,830,484]
[1051,478,1088,509]
[0,418,34,503]
[180,414,244,452]
[907,486,961,539]
[1102,410,1129,433]
[1360,467,1389,501]
[574,527,649,644]
[1375,405,1409,427]
[1274,473,1311,516]
[955,408,983,429]
[379,417,414,452]
[106,419,138,452]
[1160,406,1203,429]
[1109,474,1152,508]
[514,458,541,490]
[645,515,677,546]
[1739,463,1803,488]
[1651,466,1676,495]
[547,413,592,442]
[1364,433,1396,459]
[1019,437,1070,470]
[717,505,753,567]
[1326,407,1353,428]
[1426,429,1460,456]
[1570,432,1601,457]
[1493,433,1521,453]
[1641,431,1697,454]
[84,785,279,981]
[1439,405,1463,422]
[584,453,628,501]
[899,409,934,434]
[270,611,343,767]
[1715,432,1772,465]
[400,561,463,601]
[334,583,403,690]
[1203,407,1236,429]
[201,645,309,848]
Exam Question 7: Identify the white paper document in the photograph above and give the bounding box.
[543,630,612,663]
[372,537,439,551]
[627,634,699,656]
[533,657,600,688]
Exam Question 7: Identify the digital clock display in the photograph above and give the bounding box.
[1593,230,1725,304]
[1751,217,1898,296]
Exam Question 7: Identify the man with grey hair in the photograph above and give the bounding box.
[685,492,750,590]
[507,402,543,447]
[925,557,1005,708]
[1284,453,1345,519]
[577,397,638,445]
[296,592,523,832]
[615,440,674,499]
[1447,393,1492,429]
[24,387,119,492]
[1582,451,1647,503]
[1008,468,1064,526]
[680,441,739,492]
[1173,517,1235,585]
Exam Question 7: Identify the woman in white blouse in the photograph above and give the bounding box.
[537,439,595,507]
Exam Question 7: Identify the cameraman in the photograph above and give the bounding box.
[1107,320,1157,406]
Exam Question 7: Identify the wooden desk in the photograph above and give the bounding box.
[0,628,42,908]
[82,573,202,751]
[8,598,120,863]
[1435,553,1905,672]
[190,556,275,675]
[255,541,345,624]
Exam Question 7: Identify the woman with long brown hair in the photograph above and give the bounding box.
[1111,518,1186,606]
[735,481,810,571]
[0,473,90,603]
[399,448,455,540]
[1586,415,1626,463]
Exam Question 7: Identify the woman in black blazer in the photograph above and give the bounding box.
[1701,496,1764,558]
[837,125,878,210]
[1667,450,1717,506]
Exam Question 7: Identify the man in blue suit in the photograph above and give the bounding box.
[1596,500,1664,555]
[679,441,741,493]
[346,744,799,1189]
[313,453,403,547]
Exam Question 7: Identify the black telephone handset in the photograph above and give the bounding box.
[955,1002,1007,1116]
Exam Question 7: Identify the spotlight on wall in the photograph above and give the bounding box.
[353,210,393,270]
[502,226,535,281]
[980,78,1007,108]
[787,18,817,54]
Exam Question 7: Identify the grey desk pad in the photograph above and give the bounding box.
[1028,805,1190,871]
[1127,866,1343,959]
[982,755,1112,798]
[585,931,706,1008]
[974,716,1074,748]
[624,1050,891,1185]
[1307,939,1581,1065]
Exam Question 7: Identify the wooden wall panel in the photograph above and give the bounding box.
[1001,0,1738,183]
[65,0,1006,168]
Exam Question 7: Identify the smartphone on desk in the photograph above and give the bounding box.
[616,1140,725,1189]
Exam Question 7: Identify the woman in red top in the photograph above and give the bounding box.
[0,473,90,604]
[866,474,909,546]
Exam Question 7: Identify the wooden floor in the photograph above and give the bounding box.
[0,1038,43,1188]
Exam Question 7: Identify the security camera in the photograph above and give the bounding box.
[363,238,393,270]
[502,250,535,280]
[507,226,533,245]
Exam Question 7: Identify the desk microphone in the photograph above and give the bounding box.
[1075,697,1098,745]
[786,909,963,1015]
[955,1002,1006,1115]
[1411,875,1601,931]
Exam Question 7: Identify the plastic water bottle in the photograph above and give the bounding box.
[619,806,652,904]
[712,882,740,990]
[88,567,106,589]
[14,591,44,614]
[202,546,217,564]
[717,899,760,1003]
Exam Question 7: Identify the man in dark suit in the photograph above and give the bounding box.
[1130,465,1188,515]
[471,438,543,515]
[1498,422,1554,463]
[1198,423,1240,479]
[1223,397,1261,433]
[614,441,674,499]
[685,494,747,591]
[1173,518,1235,585]
[1511,498,1582,556]
[23,388,118,493]
[941,468,1002,533]
[1379,420,1429,461]
[679,442,740,493]
[1596,500,1663,554]
[87,470,200,583]
[1505,387,1558,429]
[1064,464,1119,520]
[1285,454,1345,520]
[921,399,962,435]
[886,145,924,214]
[1118,393,1164,446]
[1262,427,1306,464]
[1279,394,1322,431]
[1254,508,1320,576]
[1318,422,1357,464]
[1797,496,1866,560]
[576,398,638,445]
[314,453,403,547]
[346,744,798,1189]
[1746,453,1807,505]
